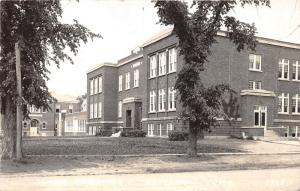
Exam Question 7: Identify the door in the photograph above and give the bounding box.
[254,106,267,129]
[126,110,132,127]
[30,119,40,136]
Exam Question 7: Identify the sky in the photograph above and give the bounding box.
[47,0,300,97]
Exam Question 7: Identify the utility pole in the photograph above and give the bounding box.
[15,40,23,159]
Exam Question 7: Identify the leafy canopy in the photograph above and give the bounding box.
[0,0,100,115]
[155,0,270,130]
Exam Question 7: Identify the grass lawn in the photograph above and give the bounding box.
[23,137,244,155]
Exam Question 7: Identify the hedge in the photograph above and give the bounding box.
[121,129,146,137]
[168,131,189,141]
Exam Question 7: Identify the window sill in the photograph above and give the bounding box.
[168,70,176,74]
[291,113,300,115]
[157,73,167,77]
[168,109,176,112]
[278,112,289,115]
[249,69,263,72]
[157,110,166,113]
[291,79,300,82]
[278,78,290,81]
[133,86,139,89]
[125,88,130,91]
[148,111,156,114]
[149,76,156,79]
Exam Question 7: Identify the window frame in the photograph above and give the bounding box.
[278,59,289,80]
[125,72,130,90]
[168,47,177,73]
[168,87,176,111]
[249,54,262,72]
[278,93,289,114]
[133,69,139,88]
[149,55,157,78]
[119,75,123,91]
[158,51,167,76]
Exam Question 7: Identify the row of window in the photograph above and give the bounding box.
[278,59,300,81]
[90,76,103,95]
[149,87,176,112]
[249,54,300,82]
[65,119,86,132]
[55,104,73,114]
[89,102,102,119]
[147,123,174,137]
[28,106,47,113]
[278,93,300,114]
[23,122,47,129]
[149,47,177,78]
[119,69,139,91]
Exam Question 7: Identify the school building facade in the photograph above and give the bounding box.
[86,28,300,138]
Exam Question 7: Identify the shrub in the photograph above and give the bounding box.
[95,130,112,137]
[121,129,146,137]
[168,131,189,141]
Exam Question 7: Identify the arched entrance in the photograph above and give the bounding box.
[30,119,40,136]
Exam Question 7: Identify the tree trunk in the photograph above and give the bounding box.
[1,97,17,160]
[187,121,198,156]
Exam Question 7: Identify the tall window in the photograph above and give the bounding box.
[248,81,262,90]
[68,105,73,113]
[90,79,94,95]
[168,87,176,111]
[158,89,166,111]
[292,60,300,81]
[150,55,157,78]
[98,76,103,93]
[23,122,27,129]
[168,48,177,73]
[149,90,156,112]
[118,101,122,118]
[147,124,154,136]
[94,102,98,118]
[249,54,261,71]
[254,106,267,127]
[125,72,130,90]
[95,77,98,94]
[166,123,174,136]
[89,103,93,119]
[158,51,166,75]
[98,101,102,118]
[55,104,60,113]
[119,75,123,91]
[42,122,46,129]
[292,94,300,114]
[278,59,289,80]
[278,93,289,114]
[133,69,139,87]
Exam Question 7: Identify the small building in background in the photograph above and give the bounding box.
[22,93,88,137]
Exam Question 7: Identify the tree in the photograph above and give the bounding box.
[0,0,100,160]
[155,0,270,156]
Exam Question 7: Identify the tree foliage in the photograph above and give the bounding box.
[155,0,270,155]
[0,0,100,115]
[0,0,100,159]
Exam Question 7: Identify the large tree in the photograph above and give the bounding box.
[0,0,100,159]
[155,0,270,156]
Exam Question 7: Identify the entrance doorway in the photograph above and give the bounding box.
[254,106,267,128]
[30,119,40,136]
[126,110,132,127]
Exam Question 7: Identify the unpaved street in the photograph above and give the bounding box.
[1,168,299,191]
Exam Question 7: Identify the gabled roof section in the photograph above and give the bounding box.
[142,27,174,47]
[86,62,117,74]
[142,26,300,50]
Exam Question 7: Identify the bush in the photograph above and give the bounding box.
[121,129,146,137]
[95,130,112,137]
[168,131,189,141]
